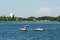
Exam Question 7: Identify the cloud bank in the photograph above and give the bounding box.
[38,7,51,13]
[36,6,60,16]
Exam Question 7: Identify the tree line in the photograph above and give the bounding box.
[0,15,60,21]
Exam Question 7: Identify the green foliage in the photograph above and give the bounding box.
[57,16,60,21]
[16,17,20,21]
[0,15,60,21]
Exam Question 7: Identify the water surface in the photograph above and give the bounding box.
[0,21,60,40]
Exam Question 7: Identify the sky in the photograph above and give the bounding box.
[0,0,60,17]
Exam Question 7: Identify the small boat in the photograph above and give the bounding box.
[21,27,27,31]
[20,24,28,31]
[35,27,43,31]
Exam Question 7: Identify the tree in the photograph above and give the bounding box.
[57,16,60,21]
[2,15,7,21]
[16,17,20,21]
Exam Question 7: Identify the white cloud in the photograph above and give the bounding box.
[53,6,60,10]
[37,7,51,13]
[36,6,60,17]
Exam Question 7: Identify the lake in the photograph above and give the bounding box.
[0,21,60,40]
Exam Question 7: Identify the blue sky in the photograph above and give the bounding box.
[0,0,60,17]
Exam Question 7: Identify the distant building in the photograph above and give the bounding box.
[10,12,14,17]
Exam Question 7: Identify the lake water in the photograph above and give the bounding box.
[0,21,60,40]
